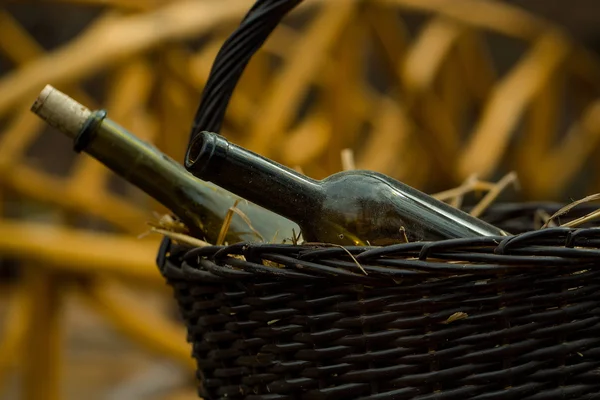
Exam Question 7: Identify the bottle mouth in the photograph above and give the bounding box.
[185,131,227,178]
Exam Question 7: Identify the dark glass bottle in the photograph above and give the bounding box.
[185,131,509,245]
[30,86,299,245]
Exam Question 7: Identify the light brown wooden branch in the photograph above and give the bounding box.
[244,1,357,157]
[0,0,256,118]
[78,278,194,370]
[458,31,569,180]
[533,101,600,198]
[0,283,32,392]
[381,0,548,40]
[0,219,162,283]
[0,164,148,232]
[45,0,172,11]
[401,17,464,172]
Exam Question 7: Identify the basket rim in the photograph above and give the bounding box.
[157,224,600,285]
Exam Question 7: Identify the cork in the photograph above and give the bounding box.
[30,85,91,138]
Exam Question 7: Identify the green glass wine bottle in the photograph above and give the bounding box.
[30,85,299,245]
[185,131,510,246]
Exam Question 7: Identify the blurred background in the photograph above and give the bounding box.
[2,0,600,399]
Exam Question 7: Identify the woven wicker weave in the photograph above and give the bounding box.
[158,202,600,399]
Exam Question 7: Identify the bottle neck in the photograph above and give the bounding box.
[82,116,215,234]
[186,131,323,222]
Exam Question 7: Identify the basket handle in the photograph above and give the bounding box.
[186,0,302,151]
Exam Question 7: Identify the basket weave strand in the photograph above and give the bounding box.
[158,219,600,399]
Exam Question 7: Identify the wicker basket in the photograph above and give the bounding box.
[157,1,600,399]
[157,202,600,399]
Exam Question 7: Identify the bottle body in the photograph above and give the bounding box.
[302,171,507,245]
[186,131,508,245]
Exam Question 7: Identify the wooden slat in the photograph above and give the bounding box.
[47,0,171,11]
[516,68,562,197]
[534,100,600,198]
[21,268,63,400]
[455,29,497,102]
[78,278,194,370]
[382,0,548,40]
[244,2,357,158]
[325,17,365,172]
[0,0,255,118]
[0,283,30,393]
[458,31,570,181]
[0,165,148,232]
[401,17,464,175]
[0,219,162,282]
